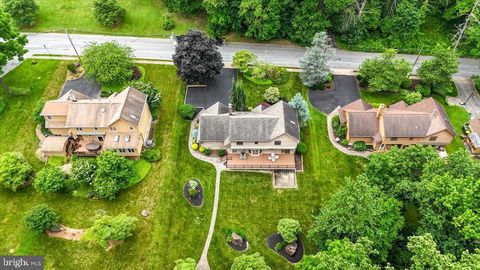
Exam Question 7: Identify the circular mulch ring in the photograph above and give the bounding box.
[183,179,204,207]
[266,233,304,263]
[227,238,249,251]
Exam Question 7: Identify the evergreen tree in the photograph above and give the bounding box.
[231,79,247,111]
[289,93,310,127]
[299,32,335,88]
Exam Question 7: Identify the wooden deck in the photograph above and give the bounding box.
[227,154,296,170]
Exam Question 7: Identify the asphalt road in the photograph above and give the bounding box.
[4,33,480,77]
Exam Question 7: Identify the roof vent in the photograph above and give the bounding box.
[130,114,137,120]
[290,120,296,125]
[100,108,106,113]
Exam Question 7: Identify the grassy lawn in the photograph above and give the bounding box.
[208,77,367,269]
[9,0,206,37]
[359,89,402,107]
[0,61,216,269]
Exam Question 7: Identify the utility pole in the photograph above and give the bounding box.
[408,44,424,79]
[65,29,82,65]
[453,0,480,50]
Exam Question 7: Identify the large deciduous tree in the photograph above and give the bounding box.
[359,49,411,92]
[172,29,223,84]
[164,0,202,14]
[3,0,38,27]
[418,44,458,96]
[0,152,34,191]
[230,253,271,270]
[83,41,134,86]
[299,32,335,88]
[33,166,66,194]
[308,179,404,261]
[93,0,126,27]
[0,8,28,93]
[203,0,242,37]
[238,0,281,41]
[93,151,134,200]
[83,214,138,249]
[297,238,381,270]
[289,0,330,45]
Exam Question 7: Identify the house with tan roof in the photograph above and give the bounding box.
[197,101,301,170]
[39,87,152,157]
[338,98,456,151]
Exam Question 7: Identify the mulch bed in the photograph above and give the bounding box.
[266,233,304,263]
[227,238,248,251]
[183,179,203,207]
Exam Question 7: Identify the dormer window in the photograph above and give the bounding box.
[124,135,130,142]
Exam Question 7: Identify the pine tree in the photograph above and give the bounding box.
[299,32,335,88]
[289,93,310,127]
[231,79,247,111]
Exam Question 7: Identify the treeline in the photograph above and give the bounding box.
[164,0,480,56]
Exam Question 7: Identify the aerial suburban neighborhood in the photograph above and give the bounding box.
[0,0,480,270]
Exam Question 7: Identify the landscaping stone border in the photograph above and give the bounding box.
[183,179,204,207]
[266,233,304,263]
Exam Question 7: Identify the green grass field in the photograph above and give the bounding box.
[13,0,206,37]
[208,81,367,269]
[0,60,216,269]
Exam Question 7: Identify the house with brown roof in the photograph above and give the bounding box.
[40,87,152,157]
[197,101,301,170]
[338,98,456,150]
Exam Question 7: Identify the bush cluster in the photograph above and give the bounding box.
[0,152,34,191]
[141,149,161,162]
[163,16,174,30]
[24,204,60,233]
[353,141,367,151]
[33,166,66,194]
[4,0,38,27]
[217,149,226,157]
[332,115,347,139]
[296,142,307,155]
[179,104,196,120]
[263,87,280,104]
[93,0,126,27]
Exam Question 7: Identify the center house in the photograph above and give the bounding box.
[197,101,301,170]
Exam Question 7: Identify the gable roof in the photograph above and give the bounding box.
[348,111,379,137]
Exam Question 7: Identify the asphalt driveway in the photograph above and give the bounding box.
[308,75,360,114]
[60,75,101,98]
[185,68,236,108]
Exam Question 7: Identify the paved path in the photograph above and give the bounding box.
[447,77,479,118]
[188,117,225,270]
[8,33,479,77]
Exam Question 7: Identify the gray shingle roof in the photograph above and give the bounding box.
[199,114,230,141]
[229,117,279,141]
[117,87,148,126]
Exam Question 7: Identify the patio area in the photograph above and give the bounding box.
[226,153,296,170]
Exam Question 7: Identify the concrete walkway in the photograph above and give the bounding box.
[188,116,225,270]
[326,107,372,158]
[447,77,479,118]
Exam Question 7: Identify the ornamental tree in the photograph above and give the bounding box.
[93,151,134,200]
[172,29,223,84]
[0,152,34,191]
[277,218,301,243]
[33,166,66,193]
[3,0,38,27]
[83,214,138,249]
[297,238,380,270]
[231,79,247,111]
[231,253,271,270]
[299,32,335,88]
[232,50,256,74]
[0,8,28,93]
[174,258,197,270]
[418,44,458,96]
[289,93,310,127]
[263,87,280,103]
[93,0,126,27]
[24,204,60,233]
[308,178,404,261]
[130,81,162,116]
[83,41,134,85]
[359,49,411,92]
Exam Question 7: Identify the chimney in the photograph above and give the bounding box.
[228,103,233,115]
[376,104,385,119]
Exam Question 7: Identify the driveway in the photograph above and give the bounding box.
[60,75,101,98]
[185,68,236,108]
[308,75,360,114]
[447,77,479,119]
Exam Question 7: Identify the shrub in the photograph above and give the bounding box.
[93,151,134,200]
[252,63,289,84]
[93,0,126,27]
[3,0,38,27]
[191,143,199,151]
[162,15,174,30]
[83,41,134,85]
[296,142,307,155]
[335,125,347,139]
[11,87,31,96]
[33,167,66,194]
[71,158,97,186]
[359,80,368,88]
[356,74,363,81]
[188,180,199,189]
[83,214,138,249]
[129,81,161,116]
[33,100,45,126]
[179,104,196,120]
[131,66,142,80]
[24,204,60,233]
[263,87,280,103]
[353,141,367,151]
[233,50,256,73]
[204,148,211,156]
[331,115,340,130]
[174,258,197,270]
[324,73,333,83]
[217,149,226,157]
[0,152,34,191]
[403,90,422,105]
[141,149,161,162]
[275,242,284,251]
[231,253,271,270]
[415,84,431,97]
[317,82,325,90]
[401,78,412,89]
[341,139,349,147]
[277,218,302,244]
[67,62,76,73]
[199,146,205,153]
[188,187,198,197]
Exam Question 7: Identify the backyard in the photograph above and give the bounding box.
[0,60,216,269]
[4,0,206,37]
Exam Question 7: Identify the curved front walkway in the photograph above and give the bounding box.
[326,107,372,158]
[188,116,225,270]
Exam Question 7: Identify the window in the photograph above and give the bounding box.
[274,141,281,146]
[409,137,414,141]
[236,142,243,146]
[391,137,398,141]
[130,127,133,130]
[113,135,120,142]
[251,149,262,156]
[98,136,104,142]
[282,150,291,154]
[76,127,83,131]
[94,127,98,130]
[254,141,258,145]
[429,136,437,141]
[47,116,52,120]
[110,127,116,131]
[124,135,130,142]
